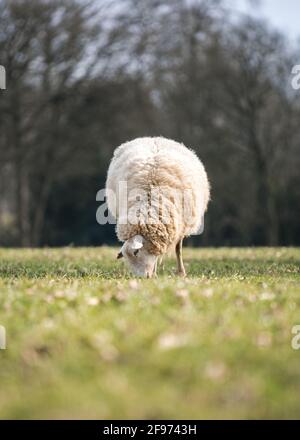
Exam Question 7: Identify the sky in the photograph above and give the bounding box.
[230,0,300,42]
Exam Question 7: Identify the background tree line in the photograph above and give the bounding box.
[0,0,299,247]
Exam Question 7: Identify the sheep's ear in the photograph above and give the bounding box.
[117,242,126,259]
[197,215,205,235]
[131,235,144,250]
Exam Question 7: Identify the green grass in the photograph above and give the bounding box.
[0,247,300,419]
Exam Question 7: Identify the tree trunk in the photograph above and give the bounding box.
[254,156,279,246]
[10,94,31,247]
[31,177,52,247]
[267,186,279,246]
[15,162,31,247]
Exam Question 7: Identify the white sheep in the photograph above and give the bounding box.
[105,137,210,277]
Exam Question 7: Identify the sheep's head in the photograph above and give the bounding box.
[117,235,157,278]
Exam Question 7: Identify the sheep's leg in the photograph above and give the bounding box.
[156,256,164,274]
[159,256,165,272]
[153,258,158,278]
[175,238,186,277]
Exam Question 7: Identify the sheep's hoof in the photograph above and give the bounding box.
[176,270,186,277]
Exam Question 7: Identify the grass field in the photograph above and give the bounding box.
[0,247,300,419]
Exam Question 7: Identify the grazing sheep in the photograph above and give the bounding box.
[105,137,210,277]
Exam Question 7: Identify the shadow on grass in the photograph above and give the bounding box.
[0,257,299,279]
[186,258,300,278]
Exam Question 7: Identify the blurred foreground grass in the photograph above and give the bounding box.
[0,247,299,419]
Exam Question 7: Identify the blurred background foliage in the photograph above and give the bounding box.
[0,0,299,247]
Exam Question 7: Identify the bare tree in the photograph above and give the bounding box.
[0,0,111,245]
[215,18,299,244]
